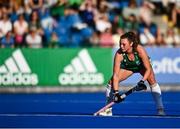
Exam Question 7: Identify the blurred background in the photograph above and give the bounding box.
[0,0,180,92]
[0,1,180,127]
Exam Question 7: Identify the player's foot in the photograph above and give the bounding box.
[157,108,166,116]
[99,108,112,116]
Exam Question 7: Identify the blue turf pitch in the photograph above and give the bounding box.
[0,91,180,128]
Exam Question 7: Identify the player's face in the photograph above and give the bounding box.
[120,38,132,52]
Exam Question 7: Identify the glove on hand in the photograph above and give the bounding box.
[113,91,125,103]
[136,80,147,91]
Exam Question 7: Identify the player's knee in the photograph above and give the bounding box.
[146,69,155,82]
[147,75,156,85]
[150,83,161,95]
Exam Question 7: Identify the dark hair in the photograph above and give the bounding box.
[120,31,139,49]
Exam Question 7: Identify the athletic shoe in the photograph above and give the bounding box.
[157,108,166,116]
[99,108,112,116]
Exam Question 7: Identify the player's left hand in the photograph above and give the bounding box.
[113,91,125,103]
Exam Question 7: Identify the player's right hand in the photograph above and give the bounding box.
[135,80,147,91]
[113,91,125,103]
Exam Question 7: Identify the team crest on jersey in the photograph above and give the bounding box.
[136,61,141,65]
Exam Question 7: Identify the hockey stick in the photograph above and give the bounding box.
[93,84,147,116]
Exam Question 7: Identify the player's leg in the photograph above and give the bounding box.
[99,69,133,116]
[140,69,165,115]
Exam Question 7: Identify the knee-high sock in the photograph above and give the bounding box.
[150,83,164,109]
[106,84,114,104]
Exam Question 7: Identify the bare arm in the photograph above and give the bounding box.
[113,50,123,91]
[172,7,177,26]
[137,45,151,81]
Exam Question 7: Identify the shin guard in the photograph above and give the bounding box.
[106,84,114,104]
[150,83,164,110]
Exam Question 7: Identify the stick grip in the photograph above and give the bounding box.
[125,86,136,96]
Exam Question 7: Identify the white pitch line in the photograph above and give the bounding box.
[0,114,180,119]
[1,100,180,105]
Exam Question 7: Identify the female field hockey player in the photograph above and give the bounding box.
[99,31,165,116]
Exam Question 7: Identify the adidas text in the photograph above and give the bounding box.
[59,73,104,85]
[0,73,38,86]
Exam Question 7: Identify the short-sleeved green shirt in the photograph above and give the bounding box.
[120,52,145,73]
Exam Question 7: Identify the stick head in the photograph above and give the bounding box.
[93,113,98,116]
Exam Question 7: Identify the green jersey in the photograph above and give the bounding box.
[120,52,144,73]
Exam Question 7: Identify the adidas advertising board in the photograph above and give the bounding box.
[59,49,105,85]
[0,49,38,86]
[1,47,180,86]
[0,48,112,86]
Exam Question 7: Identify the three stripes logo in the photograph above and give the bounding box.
[59,49,104,85]
[0,49,38,86]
